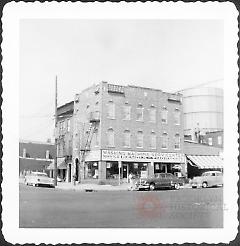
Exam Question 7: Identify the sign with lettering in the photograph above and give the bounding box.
[101,150,185,163]
[108,84,125,94]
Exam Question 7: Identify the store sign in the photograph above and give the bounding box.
[102,150,185,163]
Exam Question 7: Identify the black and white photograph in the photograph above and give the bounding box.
[2,2,238,244]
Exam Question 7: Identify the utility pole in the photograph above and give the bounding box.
[54,75,58,186]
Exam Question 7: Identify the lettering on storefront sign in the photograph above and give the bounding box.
[102,150,185,163]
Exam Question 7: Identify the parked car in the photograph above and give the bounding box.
[24,172,55,188]
[190,171,223,188]
[134,173,184,191]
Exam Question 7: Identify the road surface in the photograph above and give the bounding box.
[19,184,223,228]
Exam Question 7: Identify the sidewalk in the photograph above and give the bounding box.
[55,181,130,191]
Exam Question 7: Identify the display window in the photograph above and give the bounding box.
[106,161,119,179]
[86,162,99,179]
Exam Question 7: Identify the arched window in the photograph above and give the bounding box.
[162,132,168,149]
[107,101,115,119]
[149,106,156,123]
[174,134,180,149]
[123,104,131,120]
[150,132,156,149]
[107,128,115,147]
[123,130,131,147]
[136,131,143,148]
[136,104,143,121]
[161,107,168,124]
[174,109,181,125]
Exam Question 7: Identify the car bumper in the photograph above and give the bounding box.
[135,184,150,190]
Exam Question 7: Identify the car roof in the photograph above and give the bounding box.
[31,172,47,175]
[203,171,222,174]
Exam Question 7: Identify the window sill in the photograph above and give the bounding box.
[107,117,116,120]
[136,119,144,122]
[122,118,131,121]
[161,147,168,149]
[106,145,115,148]
[136,146,143,149]
[123,146,131,148]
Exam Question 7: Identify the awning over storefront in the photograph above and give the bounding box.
[47,157,67,170]
[187,155,223,169]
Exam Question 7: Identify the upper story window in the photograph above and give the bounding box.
[123,104,131,120]
[67,119,70,132]
[161,132,168,149]
[174,134,180,150]
[107,101,115,119]
[136,131,143,148]
[161,108,168,124]
[46,150,50,159]
[136,104,143,121]
[174,109,181,125]
[123,130,131,147]
[107,128,115,147]
[23,148,26,158]
[218,136,222,145]
[150,132,157,149]
[208,137,213,146]
[149,106,156,123]
[94,129,99,147]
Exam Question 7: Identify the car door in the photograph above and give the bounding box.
[164,173,172,187]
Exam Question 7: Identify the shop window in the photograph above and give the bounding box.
[123,130,131,147]
[161,108,168,124]
[174,109,181,125]
[86,162,98,179]
[174,134,180,149]
[136,131,143,148]
[136,105,143,121]
[107,101,115,119]
[150,132,156,149]
[106,162,119,179]
[149,106,156,123]
[161,133,168,149]
[129,163,148,179]
[107,128,115,147]
[123,104,131,120]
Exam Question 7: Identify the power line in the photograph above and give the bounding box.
[175,78,223,93]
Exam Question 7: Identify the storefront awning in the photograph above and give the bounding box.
[47,157,67,170]
[187,155,223,169]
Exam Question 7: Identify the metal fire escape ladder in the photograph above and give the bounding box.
[81,122,97,163]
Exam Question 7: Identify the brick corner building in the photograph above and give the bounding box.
[56,82,186,183]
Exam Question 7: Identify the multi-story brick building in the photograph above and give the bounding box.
[57,82,186,183]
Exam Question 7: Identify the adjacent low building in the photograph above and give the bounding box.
[19,140,56,176]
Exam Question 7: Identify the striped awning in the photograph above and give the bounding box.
[187,155,223,169]
[47,157,67,170]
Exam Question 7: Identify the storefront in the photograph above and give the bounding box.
[101,150,186,181]
[186,155,223,179]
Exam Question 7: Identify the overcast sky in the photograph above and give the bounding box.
[19,19,223,142]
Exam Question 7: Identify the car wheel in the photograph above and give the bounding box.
[174,183,180,190]
[149,183,155,191]
[202,182,208,188]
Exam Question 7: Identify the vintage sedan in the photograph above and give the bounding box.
[135,173,184,191]
[190,171,223,188]
[25,172,55,188]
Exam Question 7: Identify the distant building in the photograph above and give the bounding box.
[19,140,56,176]
[179,87,223,142]
[202,130,224,148]
[56,81,186,183]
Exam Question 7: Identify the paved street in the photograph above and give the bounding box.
[19,184,223,228]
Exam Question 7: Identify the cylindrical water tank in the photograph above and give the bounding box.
[182,87,223,137]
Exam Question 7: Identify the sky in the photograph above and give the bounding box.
[19,19,224,142]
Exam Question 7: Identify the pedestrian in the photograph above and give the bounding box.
[128,172,134,191]
[73,174,77,186]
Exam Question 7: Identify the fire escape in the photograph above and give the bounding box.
[80,111,100,174]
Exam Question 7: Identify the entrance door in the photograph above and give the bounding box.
[122,163,128,178]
